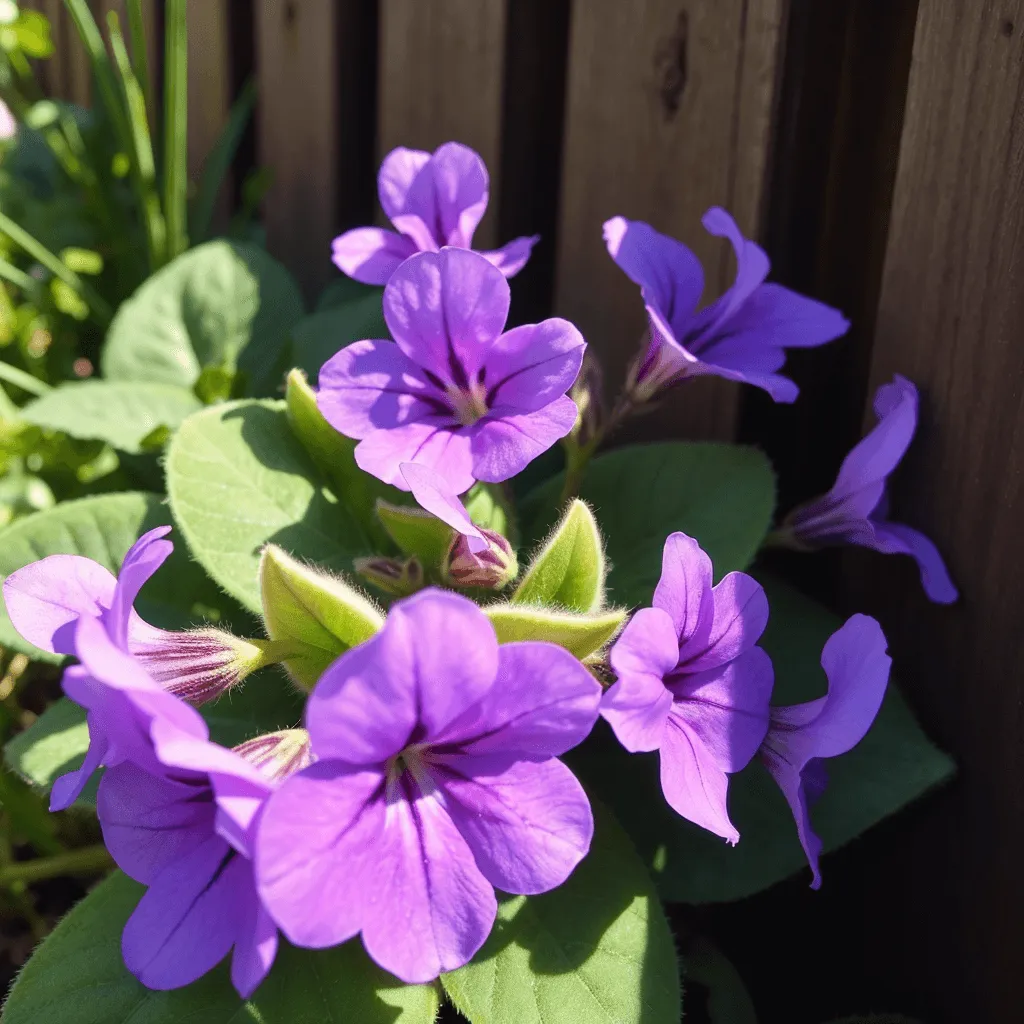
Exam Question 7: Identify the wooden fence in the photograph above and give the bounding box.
[26,2,1024,1021]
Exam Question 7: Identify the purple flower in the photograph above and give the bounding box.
[255,589,601,983]
[400,461,487,553]
[317,248,585,493]
[98,668,302,995]
[601,532,774,843]
[332,142,538,285]
[759,614,891,888]
[780,375,957,604]
[603,209,848,403]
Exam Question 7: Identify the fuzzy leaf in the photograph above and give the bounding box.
[568,576,954,902]
[260,545,383,690]
[462,482,514,539]
[523,443,775,607]
[2,871,440,1023]
[166,400,371,614]
[485,604,625,659]
[101,240,303,397]
[19,381,201,453]
[376,500,455,568]
[441,803,680,1024]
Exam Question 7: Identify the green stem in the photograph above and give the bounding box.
[126,0,153,122]
[0,256,40,295]
[0,845,113,886]
[0,361,51,397]
[0,210,113,326]
[163,0,189,259]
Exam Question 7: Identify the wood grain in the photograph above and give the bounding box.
[378,0,507,248]
[255,0,339,300]
[555,0,786,441]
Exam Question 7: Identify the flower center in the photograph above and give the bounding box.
[446,383,489,426]
[386,744,435,797]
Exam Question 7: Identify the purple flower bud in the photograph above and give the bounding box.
[353,555,425,597]
[132,627,279,706]
[233,729,316,783]
[443,529,518,590]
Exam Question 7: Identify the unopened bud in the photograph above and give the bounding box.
[443,530,518,590]
[132,627,282,705]
[353,555,425,597]
[570,351,606,448]
[233,729,315,782]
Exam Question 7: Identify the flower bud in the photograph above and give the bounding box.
[132,627,280,705]
[353,555,425,597]
[443,530,518,590]
[233,729,315,783]
[569,351,606,449]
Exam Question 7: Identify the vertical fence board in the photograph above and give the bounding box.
[555,0,786,441]
[832,4,1024,1021]
[378,0,507,248]
[255,0,338,301]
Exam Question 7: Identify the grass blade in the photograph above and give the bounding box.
[0,361,52,397]
[163,0,188,259]
[126,0,154,122]
[189,78,256,243]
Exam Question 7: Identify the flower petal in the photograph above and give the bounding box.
[437,641,602,757]
[438,755,592,894]
[231,897,279,999]
[378,146,432,220]
[484,319,586,414]
[107,527,173,650]
[478,235,539,277]
[331,228,417,285]
[400,462,487,552]
[603,607,678,753]
[383,249,510,386]
[355,421,476,494]
[869,521,958,604]
[469,396,578,483]
[122,838,245,991]
[669,647,774,772]
[361,787,496,982]
[256,763,385,949]
[659,712,739,843]
[49,709,107,811]
[681,571,769,672]
[427,142,490,248]
[2,554,116,655]
[652,532,714,646]
[760,751,823,888]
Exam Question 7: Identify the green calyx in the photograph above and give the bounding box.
[485,603,626,659]
[259,544,384,691]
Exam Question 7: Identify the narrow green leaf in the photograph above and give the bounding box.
[0,359,50,397]
[441,803,681,1024]
[523,443,776,608]
[260,545,384,690]
[126,0,153,122]
[485,603,625,659]
[514,500,605,612]
[2,871,440,1023]
[20,381,200,454]
[166,400,370,614]
[162,0,188,259]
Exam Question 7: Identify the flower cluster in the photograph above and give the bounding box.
[1,141,956,1002]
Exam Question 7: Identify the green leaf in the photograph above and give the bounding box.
[316,276,386,315]
[441,803,680,1024]
[376,501,454,568]
[523,443,776,607]
[463,482,514,539]
[514,500,605,612]
[569,576,955,902]
[289,299,390,383]
[4,699,87,793]
[19,381,201,454]
[485,604,625,659]
[683,937,758,1024]
[166,400,371,614]
[0,492,249,664]
[260,545,384,690]
[101,240,304,396]
[2,870,440,1023]
[285,369,400,548]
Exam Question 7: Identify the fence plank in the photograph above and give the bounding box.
[186,0,231,205]
[378,0,507,248]
[555,0,786,441]
[834,4,1024,1021]
[255,0,338,301]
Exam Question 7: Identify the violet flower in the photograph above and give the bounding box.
[255,589,601,983]
[603,209,849,403]
[3,526,265,698]
[759,614,891,888]
[97,642,310,995]
[332,142,538,285]
[317,248,585,494]
[400,461,487,553]
[601,532,774,843]
[778,375,957,604]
